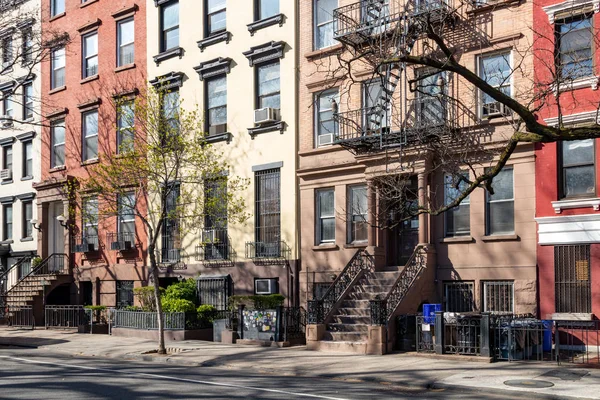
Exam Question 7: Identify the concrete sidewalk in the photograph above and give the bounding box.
[0,327,598,399]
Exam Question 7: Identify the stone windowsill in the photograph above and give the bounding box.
[552,197,600,213]
[298,144,342,157]
[0,240,14,245]
[440,235,474,244]
[1,180,13,185]
[551,76,599,93]
[49,12,66,22]
[551,313,594,321]
[312,243,339,251]
[81,158,99,166]
[153,47,184,65]
[197,31,231,52]
[115,63,135,73]
[80,74,99,85]
[481,234,519,242]
[49,85,67,95]
[343,242,367,249]
[247,13,285,36]
[49,165,66,173]
[20,237,33,242]
[205,132,232,144]
[21,175,33,181]
[248,121,285,138]
[304,43,344,60]
[80,0,99,8]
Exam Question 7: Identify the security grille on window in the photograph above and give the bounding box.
[316,188,335,244]
[483,281,514,314]
[560,139,595,198]
[314,0,337,49]
[204,178,228,260]
[556,14,593,80]
[255,168,281,257]
[257,61,280,109]
[117,19,134,66]
[1,36,12,69]
[478,52,511,116]
[206,0,226,36]
[206,76,227,135]
[82,110,98,161]
[444,172,470,237]
[347,185,368,243]
[51,47,65,89]
[161,182,180,262]
[315,88,338,147]
[486,167,514,235]
[257,0,279,20]
[23,83,33,120]
[51,119,65,168]
[51,0,65,17]
[116,280,134,308]
[118,192,135,235]
[555,245,591,313]
[117,101,134,153]
[197,276,232,310]
[82,32,98,78]
[444,281,475,312]
[23,141,32,177]
[161,1,179,52]
[22,201,33,238]
[3,204,12,241]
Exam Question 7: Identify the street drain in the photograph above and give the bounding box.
[504,379,555,389]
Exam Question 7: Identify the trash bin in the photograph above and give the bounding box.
[423,303,441,324]
[542,320,553,352]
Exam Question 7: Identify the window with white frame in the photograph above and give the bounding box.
[486,167,514,235]
[444,172,470,237]
[556,14,593,80]
[22,27,33,64]
[82,196,98,240]
[82,32,98,78]
[478,52,511,117]
[22,201,33,239]
[560,139,595,198]
[117,19,134,66]
[51,119,65,168]
[82,110,98,161]
[257,61,280,109]
[316,188,335,244]
[51,47,65,89]
[1,35,12,69]
[2,92,13,119]
[314,0,337,49]
[23,82,33,120]
[206,75,227,133]
[51,0,65,17]
[257,0,279,20]
[315,88,339,147]
[22,141,32,177]
[347,184,368,243]
[117,101,134,153]
[206,0,226,37]
[483,281,514,314]
[3,203,12,240]
[160,1,179,52]
[118,192,135,235]
[2,145,12,172]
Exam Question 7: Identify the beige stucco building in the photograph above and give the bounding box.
[147,0,299,305]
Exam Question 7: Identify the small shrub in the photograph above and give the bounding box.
[162,297,196,313]
[83,305,107,311]
[133,286,164,311]
[123,305,142,311]
[197,304,218,321]
[31,257,42,268]
[164,279,197,304]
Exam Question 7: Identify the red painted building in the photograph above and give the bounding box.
[34,0,147,307]
[534,0,600,319]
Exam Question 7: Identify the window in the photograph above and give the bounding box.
[3,146,12,172]
[82,110,98,161]
[22,201,33,238]
[204,178,228,260]
[257,0,279,20]
[1,35,12,69]
[483,281,514,314]
[51,0,65,16]
[206,76,227,134]
[316,188,335,244]
[117,19,134,66]
[22,141,32,177]
[486,167,514,235]
[117,101,134,153]
[51,119,65,168]
[560,139,595,198]
[118,192,135,235]
[444,281,475,312]
[314,0,337,49]
[478,52,511,117]
[363,79,390,130]
[82,32,98,78]
[556,14,593,80]
[2,93,13,119]
[23,82,33,120]
[82,196,98,240]
[555,245,591,313]
[51,47,65,89]
[257,61,280,109]
[416,69,446,127]
[444,172,470,237]
[3,204,12,240]
[161,90,179,142]
[160,1,179,52]
[116,281,134,308]
[347,184,368,243]
[315,88,338,147]
[161,182,180,262]
[22,28,33,64]
[206,0,226,36]
[255,168,281,257]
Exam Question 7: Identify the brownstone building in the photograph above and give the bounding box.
[300,0,537,353]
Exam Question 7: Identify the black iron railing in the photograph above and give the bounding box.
[72,235,99,253]
[307,249,374,324]
[245,241,290,260]
[333,0,402,45]
[45,305,90,328]
[107,232,135,251]
[6,306,34,329]
[280,307,307,342]
[335,106,390,143]
[406,0,454,18]
[196,228,233,262]
[159,248,182,264]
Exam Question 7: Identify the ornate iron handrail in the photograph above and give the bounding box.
[0,256,32,292]
[308,249,374,324]
[370,245,426,325]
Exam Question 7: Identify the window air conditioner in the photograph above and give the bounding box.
[254,107,280,125]
[0,169,11,180]
[110,238,132,251]
[209,123,227,136]
[255,278,278,295]
[317,133,334,147]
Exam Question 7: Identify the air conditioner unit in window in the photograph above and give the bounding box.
[110,239,132,251]
[0,169,11,180]
[254,107,280,125]
[254,278,278,295]
[0,116,12,128]
[317,133,334,147]
[209,124,227,136]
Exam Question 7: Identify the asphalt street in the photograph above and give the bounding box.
[0,347,558,399]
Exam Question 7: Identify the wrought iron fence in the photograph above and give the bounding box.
[416,315,435,353]
[443,313,482,355]
[280,307,307,343]
[45,305,90,328]
[6,306,34,329]
[112,310,185,330]
[555,319,600,365]
[245,241,290,261]
[491,316,549,362]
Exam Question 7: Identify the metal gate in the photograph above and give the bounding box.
[197,275,232,310]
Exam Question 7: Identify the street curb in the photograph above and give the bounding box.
[430,382,594,400]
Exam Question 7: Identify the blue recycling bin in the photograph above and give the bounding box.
[423,303,442,324]
[542,320,553,352]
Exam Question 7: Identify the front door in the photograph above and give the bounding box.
[47,201,65,256]
[387,205,419,267]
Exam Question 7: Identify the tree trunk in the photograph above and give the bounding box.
[149,245,166,354]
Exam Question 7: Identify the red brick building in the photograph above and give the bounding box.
[34,0,147,307]
[534,0,600,319]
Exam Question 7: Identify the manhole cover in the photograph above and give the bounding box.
[504,380,555,388]
[542,369,589,381]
